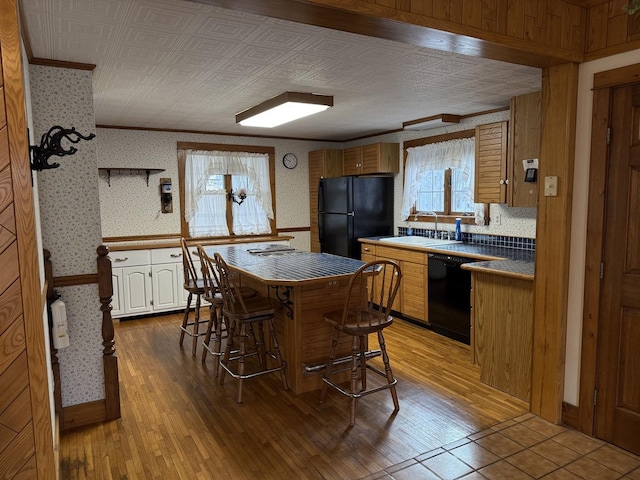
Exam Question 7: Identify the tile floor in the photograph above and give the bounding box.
[363,413,640,480]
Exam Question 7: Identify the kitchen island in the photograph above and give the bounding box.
[204,243,366,394]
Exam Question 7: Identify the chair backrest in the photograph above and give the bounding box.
[180,237,199,288]
[213,253,249,315]
[340,260,402,327]
[197,245,221,303]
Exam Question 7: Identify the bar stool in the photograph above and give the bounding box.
[213,252,288,403]
[319,260,402,427]
[197,245,257,376]
[178,238,207,356]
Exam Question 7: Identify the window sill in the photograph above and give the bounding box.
[406,214,476,225]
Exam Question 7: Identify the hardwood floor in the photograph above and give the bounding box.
[60,311,528,479]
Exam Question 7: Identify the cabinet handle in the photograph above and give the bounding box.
[499,179,505,185]
[170,253,182,258]
[364,247,370,252]
[114,257,129,262]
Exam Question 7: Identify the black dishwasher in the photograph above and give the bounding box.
[427,252,473,345]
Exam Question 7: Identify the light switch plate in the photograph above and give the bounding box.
[544,176,558,197]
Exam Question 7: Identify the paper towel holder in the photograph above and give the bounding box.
[30,125,96,171]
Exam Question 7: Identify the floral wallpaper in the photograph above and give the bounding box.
[29,65,105,406]
[98,109,536,247]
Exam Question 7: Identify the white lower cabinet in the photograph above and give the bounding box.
[151,263,182,312]
[122,265,152,315]
[111,269,124,317]
[110,241,288,318]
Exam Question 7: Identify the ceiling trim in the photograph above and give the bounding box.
[30,58,96,71]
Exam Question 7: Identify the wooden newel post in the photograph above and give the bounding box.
[97,245,121,420]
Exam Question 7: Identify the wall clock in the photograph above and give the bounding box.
[283,153,298,169]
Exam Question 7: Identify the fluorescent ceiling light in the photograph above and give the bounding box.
[403,113,461,130]
[236,92,333,128]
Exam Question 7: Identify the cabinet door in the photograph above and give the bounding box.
[400,261,427,322]
[508,91,540,208]
[342,147,361,176]
[361,143,399,174]
[122,266,152,315]
[111,268,124,318]
[475,121,508,204]
[151,264,180,311]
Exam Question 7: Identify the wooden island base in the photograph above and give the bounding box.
[241,274,357,394]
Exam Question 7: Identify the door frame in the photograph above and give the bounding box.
[579,62,640,436]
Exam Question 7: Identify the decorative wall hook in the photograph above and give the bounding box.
[30,126,96,171]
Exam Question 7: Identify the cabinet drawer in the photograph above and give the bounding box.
[361,244,376,256]
[376,245,426,265]
[151,247,184,264]
[110,249,150,267]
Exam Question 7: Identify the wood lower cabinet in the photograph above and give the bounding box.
[362,243,427,323]
[343,142,399,176]
[309,149,342,253]
[472,271,534,401]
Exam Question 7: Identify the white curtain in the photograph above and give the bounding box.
[184,150,273,236]
[401,138,485,225]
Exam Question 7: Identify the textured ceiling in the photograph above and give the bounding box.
[20,0,542,141]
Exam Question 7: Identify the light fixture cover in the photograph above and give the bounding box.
[402,113,461,131]
[236,92,333,128]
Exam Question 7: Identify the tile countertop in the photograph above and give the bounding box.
[360,237,535,281]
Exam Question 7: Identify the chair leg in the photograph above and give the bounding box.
[201,306,216,364]
[212,308,224,377]
[219,318,236,386]
[191,293,202,356]
[359,335,367,392]
[236,322,248,403]
[320,328,340,404]
[378,330,399,413]
[179,292,193,346]
[349,334,360,427]
[267,318,288,391]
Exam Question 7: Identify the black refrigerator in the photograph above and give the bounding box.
[318,176,394,259]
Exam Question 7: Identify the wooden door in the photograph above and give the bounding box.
[0,0,56,477]
[595,82,640,455]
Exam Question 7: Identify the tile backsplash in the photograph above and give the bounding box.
[397,227,536,251]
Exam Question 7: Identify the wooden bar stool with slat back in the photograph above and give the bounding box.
[319,260,402,427]
[178,238,207,356]
[197,245,257,376]
[213,252,288,403]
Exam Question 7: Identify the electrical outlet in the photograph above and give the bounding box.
[494,213,501,225]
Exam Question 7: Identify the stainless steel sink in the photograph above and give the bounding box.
[378,236,462,247]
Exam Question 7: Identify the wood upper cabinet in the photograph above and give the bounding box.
[475,95,541,209]
[474,121,509,204]
[343,143,399,176]
[309,149,342,253]
[508,91,541,208]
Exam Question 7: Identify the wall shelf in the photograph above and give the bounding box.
[99,168,165,187]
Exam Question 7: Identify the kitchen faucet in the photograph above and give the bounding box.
[425,211,439,237]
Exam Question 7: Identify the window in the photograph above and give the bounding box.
[178,143,276,238]
[401,136,485,224]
